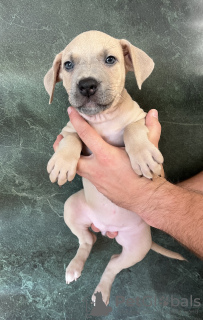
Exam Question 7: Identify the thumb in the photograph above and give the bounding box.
[68,106,108,155]
[145,109,161,148]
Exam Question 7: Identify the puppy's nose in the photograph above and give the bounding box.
[78,77,98,97]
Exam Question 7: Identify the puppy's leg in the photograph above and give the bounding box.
[64,190,96,284]
[92,224,152,305]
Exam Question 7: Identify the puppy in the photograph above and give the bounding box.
[44,31,184,305]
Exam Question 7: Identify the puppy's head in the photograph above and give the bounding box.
[44,30,154,116]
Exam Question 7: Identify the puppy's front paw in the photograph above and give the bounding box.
[47,150,79,185]
[128,142,164,179]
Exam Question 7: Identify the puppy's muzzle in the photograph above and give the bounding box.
[78,77,98,98]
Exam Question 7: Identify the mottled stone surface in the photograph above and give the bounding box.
[0,0,203,319]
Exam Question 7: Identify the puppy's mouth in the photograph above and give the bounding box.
[76,100,112,115]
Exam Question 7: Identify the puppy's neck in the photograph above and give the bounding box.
[79,88,134,124]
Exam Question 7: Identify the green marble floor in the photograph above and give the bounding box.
[0,0,203,319]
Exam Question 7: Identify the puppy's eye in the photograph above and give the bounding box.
[64,61,74,70]
[105,56,117,65]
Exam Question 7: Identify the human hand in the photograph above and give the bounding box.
[66,107,163,215]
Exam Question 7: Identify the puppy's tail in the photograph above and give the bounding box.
[151,242,187,261]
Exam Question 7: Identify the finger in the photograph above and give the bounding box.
[76,155,94,178]
[91,223,100,232]
[68,107,109,155]
[106,231,118,239]
[53,134,63,152]
[145,109,161,148]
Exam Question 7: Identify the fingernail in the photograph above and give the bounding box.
[152,109,158,119]
[68,107,72,115]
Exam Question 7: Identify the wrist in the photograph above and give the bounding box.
[129,175,168,227]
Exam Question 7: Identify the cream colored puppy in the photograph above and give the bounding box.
[44,31,184,305]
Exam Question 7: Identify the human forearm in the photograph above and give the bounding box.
[134,177,203,258]
[177,171,203,193]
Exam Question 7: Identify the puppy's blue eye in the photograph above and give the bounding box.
[105,56,116,65]
[64,61,74,70]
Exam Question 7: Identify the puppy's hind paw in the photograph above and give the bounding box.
[65,259,84,284]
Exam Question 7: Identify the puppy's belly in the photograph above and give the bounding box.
[82,178,145,233]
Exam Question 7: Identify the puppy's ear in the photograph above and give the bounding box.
[44,51,63,104]
[120,39,154,90]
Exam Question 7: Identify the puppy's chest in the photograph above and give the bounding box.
[83,125,124,156]
[101,128,124,147]
[93,122,125,146]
